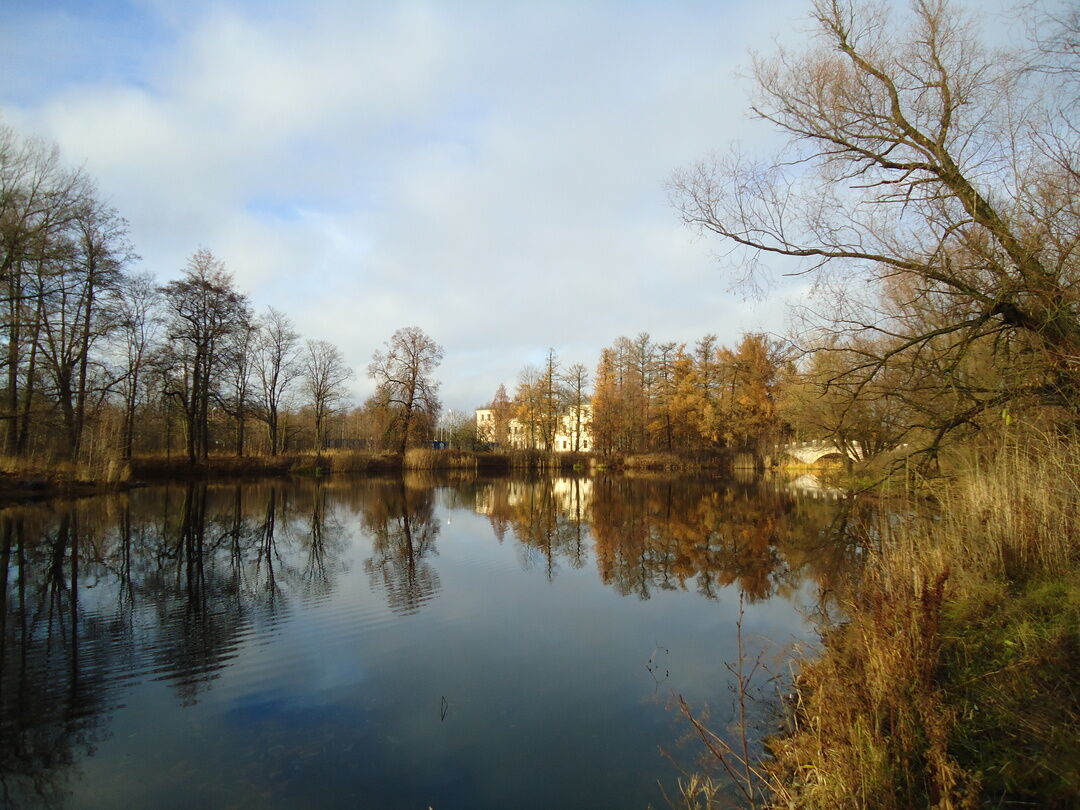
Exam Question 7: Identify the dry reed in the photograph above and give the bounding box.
[678,434,1080,810]
[760,435,1080,809]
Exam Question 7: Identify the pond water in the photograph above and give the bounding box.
[0,474,853,809]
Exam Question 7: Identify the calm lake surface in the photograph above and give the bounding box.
[0,474,852,809]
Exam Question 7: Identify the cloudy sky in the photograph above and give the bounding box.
[2,0,819,411]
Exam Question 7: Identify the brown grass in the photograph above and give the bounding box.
[320,450,402,474]
[675,434,1080,809]
[0,454,132,488]
[502,449,590,470]
[129,453,294,478]
[757,435,1080,809]
[404,448,480,470]
[620,450,735,472]
[622,452,687,471]
[128,449,410,478]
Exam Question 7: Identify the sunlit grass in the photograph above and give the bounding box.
[758,434,1080,809]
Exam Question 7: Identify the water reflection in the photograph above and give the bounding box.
[474,478,590,579]
[0,481,351,804]
[0,475,855,808]
[473,476,854,601]
[362,481,442,615]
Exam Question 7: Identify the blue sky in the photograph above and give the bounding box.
[3,0,823,410]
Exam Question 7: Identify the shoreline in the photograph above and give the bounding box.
[0,447,812,504]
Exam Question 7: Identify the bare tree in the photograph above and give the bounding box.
[672,0,1080,456]
[367,327,443,455]
[159,250,249,462]
[536,348,566,451]
[218,320,258,456]
[0,125,91,455]
[561,362,591,451]
[113,271,162,459]
[37,193,134,458]
[254,307,302,456]
[303,339,352,453]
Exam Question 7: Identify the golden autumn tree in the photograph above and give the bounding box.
[720,333,791,451]
[590,347,624,455]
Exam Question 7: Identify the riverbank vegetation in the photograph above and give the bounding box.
[0,126,466,477]
[675,435,1079,810]
[756,436,1079,809]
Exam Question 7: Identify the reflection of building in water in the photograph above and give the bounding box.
[474,484,495,515]
[473,478,593,517]
[470,480,535,513]
[552,477,592,514]
[475,405,592,452]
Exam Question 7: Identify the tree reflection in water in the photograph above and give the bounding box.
[361,480,442,615]
[0,480,349,804]
[0,511,109,807]
[475,475,856,602]
[0,474,857,806]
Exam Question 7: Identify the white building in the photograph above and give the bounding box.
[476,404,592,452]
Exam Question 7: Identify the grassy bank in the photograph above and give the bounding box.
[0,447,600,497]
[2,445,756,490]
[0,454,132,500]
[0,446,748,502]
[132,447,588,477]
[405,448,597,473]
[0,450,407,490]
[612,450,737,472]
[690,437,1079,809]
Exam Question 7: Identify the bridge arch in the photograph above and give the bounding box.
[779,440,863,464]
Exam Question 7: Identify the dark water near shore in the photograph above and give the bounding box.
[0,474,852,809]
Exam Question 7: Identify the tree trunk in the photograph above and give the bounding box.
[5,271,21,456]
[72,258,97,460]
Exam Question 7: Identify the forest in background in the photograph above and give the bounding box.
[0,125,363,472]
[0,119,929,483]
[0,124,820,477]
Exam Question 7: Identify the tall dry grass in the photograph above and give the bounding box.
[760,435,1080,809]
[681,434,1080,810]
[404,448,478,470]
[0,453,131,488]
[937,441,1078,578]
[622,452,689,471]
[320,449,402,474]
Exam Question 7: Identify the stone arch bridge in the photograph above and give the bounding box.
[778,440,865,464]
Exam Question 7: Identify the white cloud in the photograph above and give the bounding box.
[3,0,810,410]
